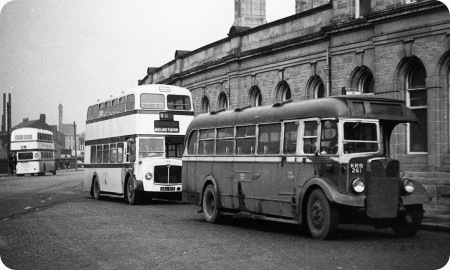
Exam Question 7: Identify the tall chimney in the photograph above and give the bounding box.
[2,93,5,133]
[58,104,63,128]
[233,0,266,28]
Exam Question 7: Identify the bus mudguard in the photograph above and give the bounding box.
[296,177,365,224]
[401,180,431,205]
[126,171,144,191]
[200,175,220,207]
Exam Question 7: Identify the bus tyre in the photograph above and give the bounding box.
[93,177,102,200]
[202,184,222,224]
[391,205,423,237]
[126,176,142,205]
[306,189,339,240]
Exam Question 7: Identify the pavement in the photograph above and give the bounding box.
[1,169,449,233]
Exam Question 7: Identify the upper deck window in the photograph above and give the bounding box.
[141,94,165,109]
[126,94,135,110]
[118,97,126,112]
[168,95,191,110]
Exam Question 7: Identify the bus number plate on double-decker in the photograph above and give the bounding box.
[161,186,175,191]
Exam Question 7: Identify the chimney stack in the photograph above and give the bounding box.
[40,114,46,123]
[58,104,63,129]
[233,0,266,28]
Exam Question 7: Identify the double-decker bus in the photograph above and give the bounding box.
[83,84,194,205]
[182,95,430,240]
[10,128,56,176]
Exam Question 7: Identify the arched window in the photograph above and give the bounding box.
[406,62,427,153]
[218,92,228,110]
[276,81,291,102]
[350,66,375,94]
[201,96,210,114]
[307,76,325,99]
[249,86,263,107]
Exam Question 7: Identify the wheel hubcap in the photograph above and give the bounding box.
[310,201,324,229]
[206,193,214,215]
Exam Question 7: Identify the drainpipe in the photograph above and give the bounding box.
[324,49,331,97]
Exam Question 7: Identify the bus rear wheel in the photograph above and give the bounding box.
[306,189,339,240]
[202,184,222,224]
[93,177,102,200]
[126,176,142,205]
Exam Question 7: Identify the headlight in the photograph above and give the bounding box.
[403,179,414,193]
[145,172,153,180]
[352,178,365,193]
[34,153,39,159]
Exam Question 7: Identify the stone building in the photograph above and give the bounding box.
[139,0,450,211]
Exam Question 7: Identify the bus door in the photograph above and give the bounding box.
[297,119,321,186]
[277,121,300,218]
[232,125,257,212]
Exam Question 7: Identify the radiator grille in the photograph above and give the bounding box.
[154,165,182,184]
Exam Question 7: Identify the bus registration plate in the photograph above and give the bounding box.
[160,186,175,191]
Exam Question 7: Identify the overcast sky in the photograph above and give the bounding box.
[0,0,296,133]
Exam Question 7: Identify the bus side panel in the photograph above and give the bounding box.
[254,158,284,216]
[212,159,233,209]
[182,159,198,204]
[195,157,214,201]
[232,160,256,212]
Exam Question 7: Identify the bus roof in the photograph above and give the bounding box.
[187,95,418,130]
[11,127,53,135]
[89,84,191,106]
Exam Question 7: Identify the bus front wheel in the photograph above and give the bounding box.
[125,176,142,205]
[202,184,222,224]
[306,189,339,240]
[391,205,423,237]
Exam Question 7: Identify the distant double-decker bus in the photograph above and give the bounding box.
[83,84,194,204]
[182,95,430,240]
[11,127,56,176]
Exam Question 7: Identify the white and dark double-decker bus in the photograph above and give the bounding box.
[182,95,430,240]
[83,84,194,204]
[10,128,56,176]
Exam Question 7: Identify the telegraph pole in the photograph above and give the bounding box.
[74,121,77,171]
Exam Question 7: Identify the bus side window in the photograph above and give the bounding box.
[258,124,281,155]
[90,146,96,164]
[216,127,234,156]
[236,126,256,155]
[303,121,318,154]
[87,106,92,120]
[99,103,106,117]
[110,144,117,163]
[187,130,198,155]
[93,104,99,118]
[126,94,135,111]
[96,145,102,164]
[118,97,126,112]
[103,145,109,164]
[105,101,112,116]
[198,129,214,155]
[283,122,298,154]
[112,99,118,114]
[127,139,136,162]
[117,143,124,163]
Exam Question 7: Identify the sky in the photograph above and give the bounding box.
[0,0,296,133]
